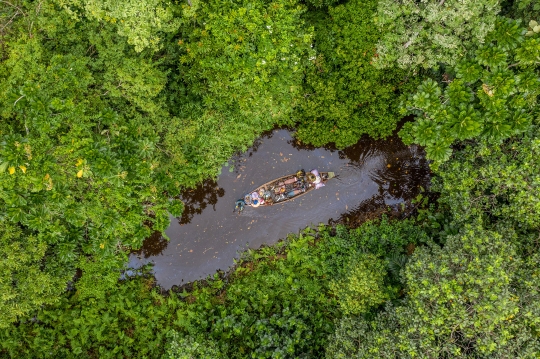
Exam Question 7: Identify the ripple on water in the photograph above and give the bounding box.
[129,128,431,288]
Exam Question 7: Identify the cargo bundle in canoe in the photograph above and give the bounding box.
[234,169,335,212]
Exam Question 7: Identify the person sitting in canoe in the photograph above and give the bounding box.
[234,169,334,212]
[234,199,245,213]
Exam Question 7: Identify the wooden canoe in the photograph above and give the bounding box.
[242,171,335,207]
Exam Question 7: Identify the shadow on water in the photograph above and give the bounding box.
[131,231,169,259]
[129,127,431,289]
[179,180,225,225]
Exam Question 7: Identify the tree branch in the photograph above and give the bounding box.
[13,95,25,106]
[404,28,422,48]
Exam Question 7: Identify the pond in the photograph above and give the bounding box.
[129,128,431,289]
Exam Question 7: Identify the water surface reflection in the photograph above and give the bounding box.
[129,129,430,288]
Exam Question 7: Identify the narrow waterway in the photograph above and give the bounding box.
[129,129,430,289]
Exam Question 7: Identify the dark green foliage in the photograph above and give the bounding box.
[434,124,540,230]
[507,0,540,23]
[171,220,423,359]
[0,219,423,358]
[400,17,540,165]
[302,0,340,8]
[294,0,417,147]
[1,277,182,358]
[327,225,540,358]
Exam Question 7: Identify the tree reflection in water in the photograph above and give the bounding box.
[179,179,225,225]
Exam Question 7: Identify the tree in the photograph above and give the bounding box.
[0,0,183,322]
[326,225,540,358]
[294,0,416,147]
[325,306,400,359]
[507,0,540,23]
[175,0,313,125]
[374,0,500,69]
[0,222,70,329]
[53,0,181,52]
[400,18,540,165]
[161,0,316,185]
[434,125,540,230]
[330,254,389,315]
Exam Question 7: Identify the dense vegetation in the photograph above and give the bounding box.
[1,0,539,358]
[2,219,427,358]
[294,0,417,147]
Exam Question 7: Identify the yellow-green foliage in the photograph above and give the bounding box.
[331,254,389,315]
[375,0,500,69]
[327,225,540,358]
[54,0,180,52]
[0,223,70,329]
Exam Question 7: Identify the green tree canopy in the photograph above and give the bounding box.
[176,0,312,124]
[0,0,182,323]
[53,0,180,52]
[294,0,415,147]
[327,225,540,358]
[0,222,70,329]
[374,0,500,69]
[162,0,315,184]
[434,125,540,230]
[508,0,540,23]
[330,253,389,315]
[400,18,540,165]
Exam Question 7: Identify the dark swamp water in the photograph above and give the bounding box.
[129,129,431,289]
